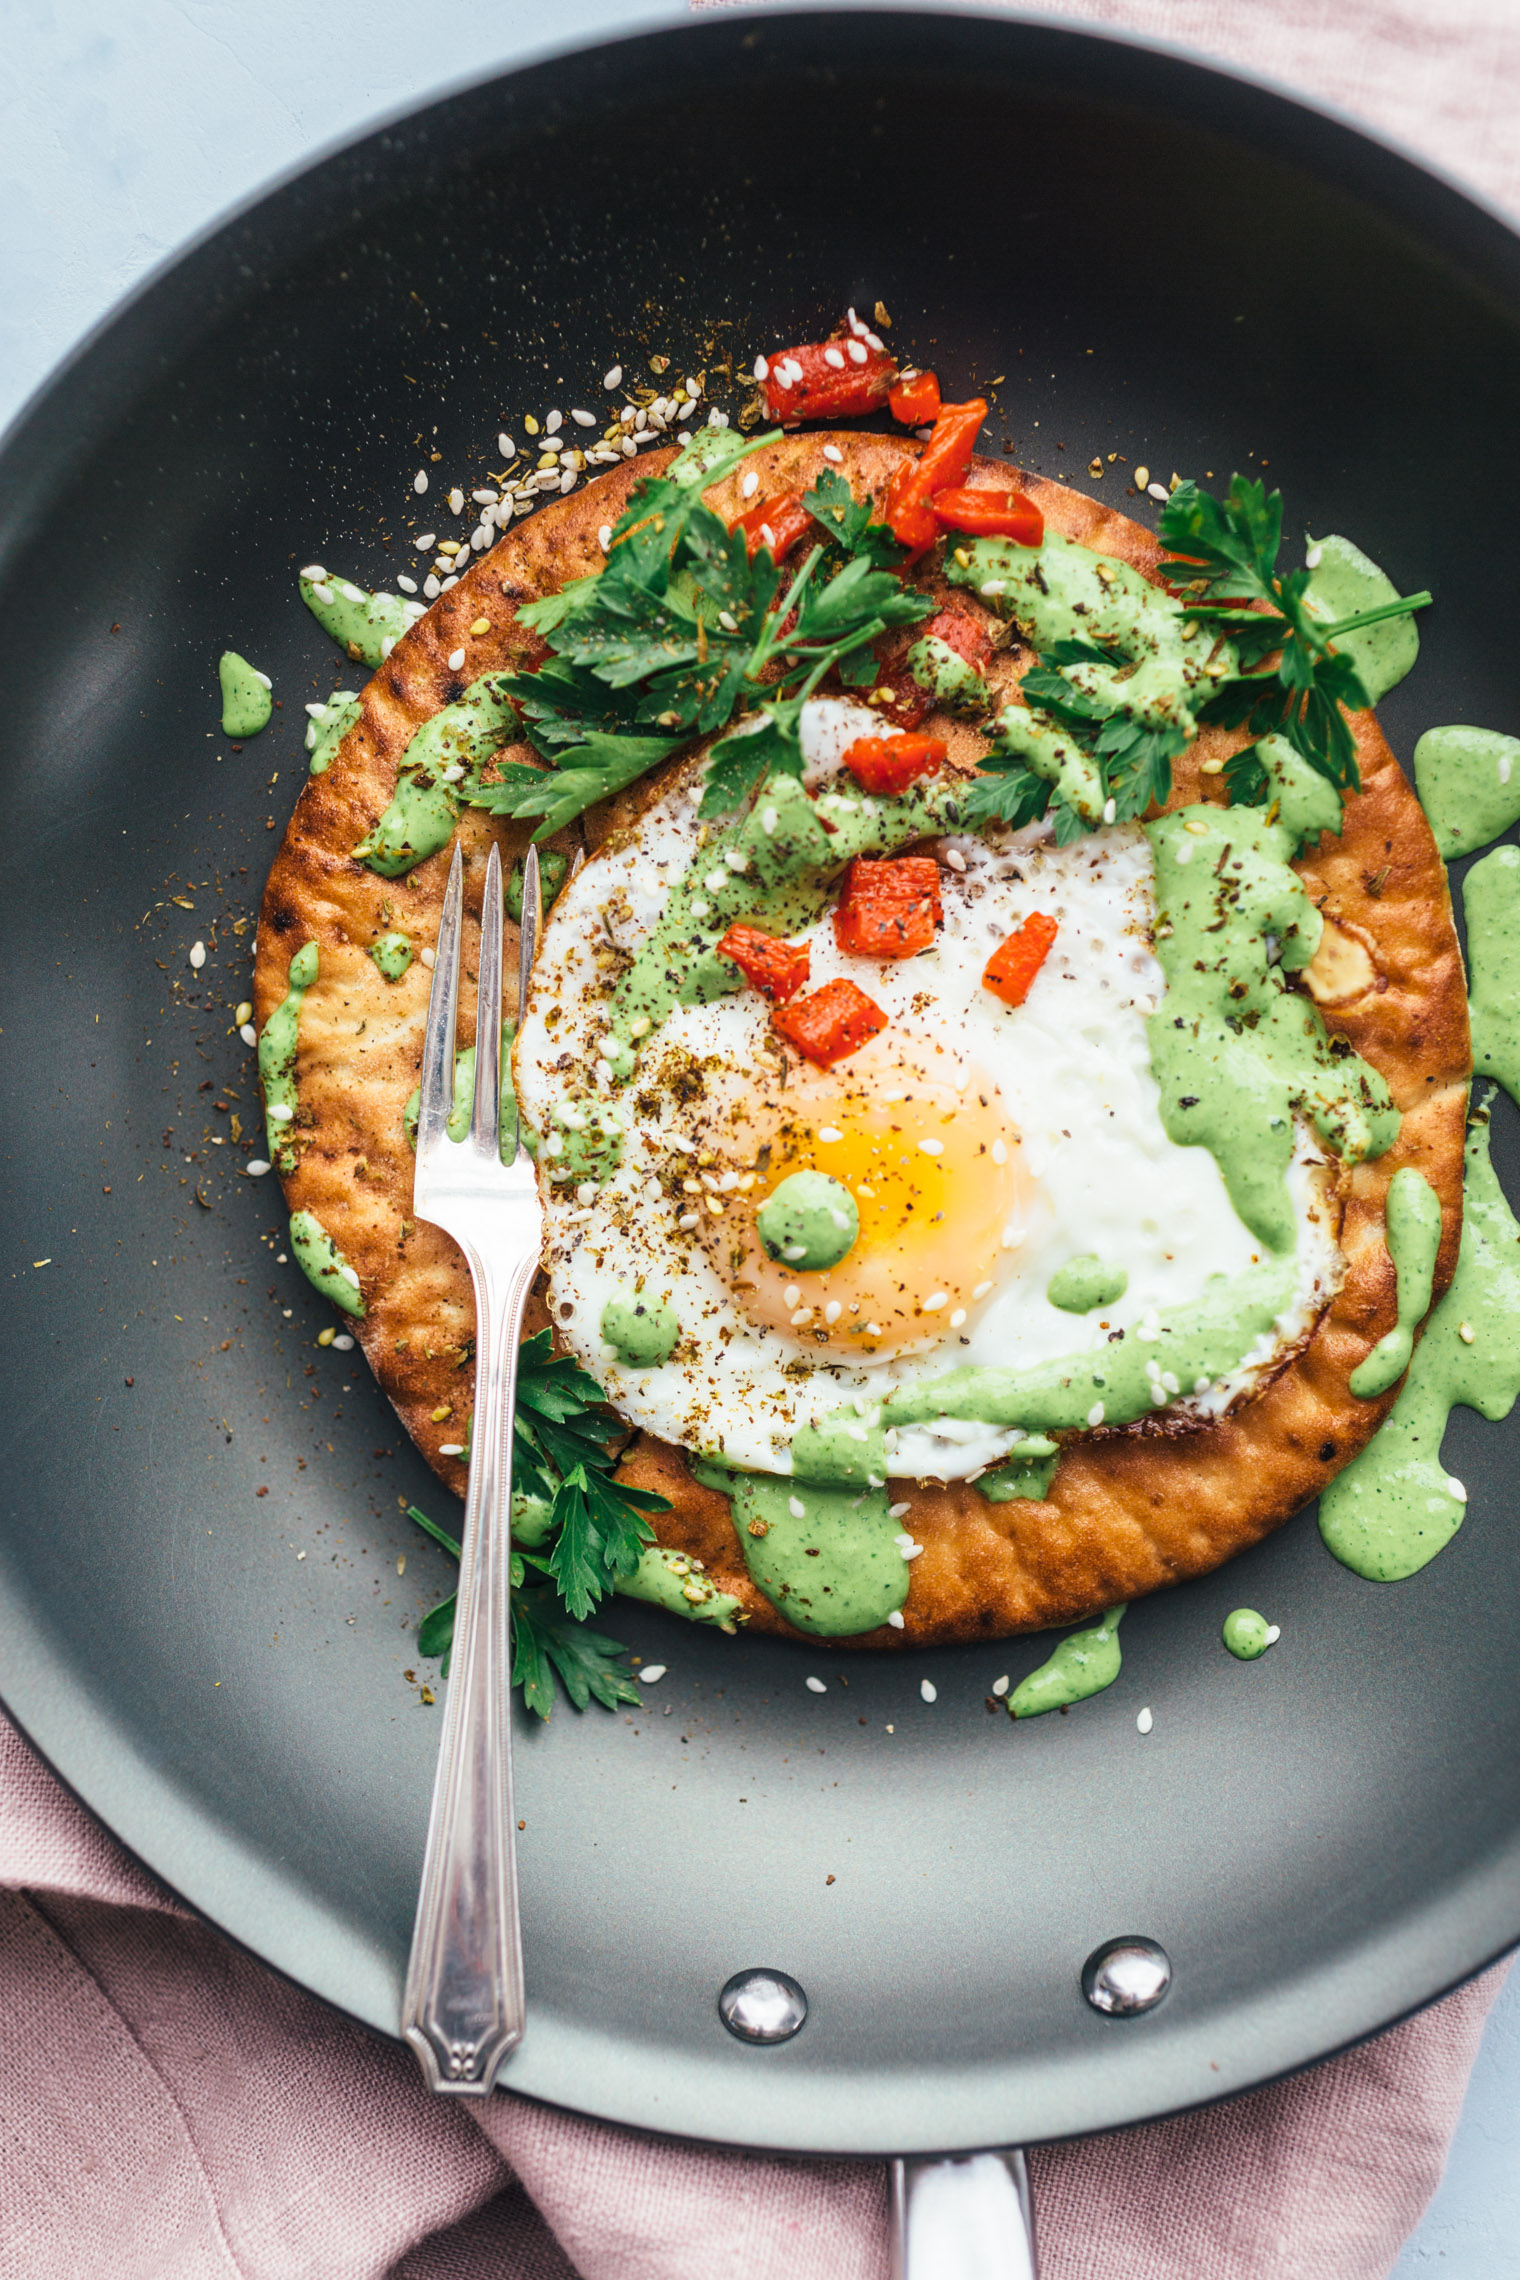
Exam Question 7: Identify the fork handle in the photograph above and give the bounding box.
[401,1238,534,2092]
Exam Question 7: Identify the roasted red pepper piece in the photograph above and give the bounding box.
[888,369,941,425]
[883,398,988,552]
[729,490,816,564]
[833,856,943,959]
[716,924,811,1003]
[840,732,948,797]
[983,913,1059,1007]
[760,336,897,426]
[920,608,995,673]
[772,978,889,1067]
[931,486,1044,546]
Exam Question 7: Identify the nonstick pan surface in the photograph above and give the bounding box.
[2,9,1519,2157]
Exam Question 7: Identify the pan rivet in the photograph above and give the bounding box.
[1082,1937,1171,2017]
[719,1968,808,2044]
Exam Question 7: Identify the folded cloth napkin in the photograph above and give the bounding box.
[0,1711,1505,2279]
[4,4,1518,2274]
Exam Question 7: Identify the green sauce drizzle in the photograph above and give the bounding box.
[616,1544,740,1629]
[1222,1607,1278,1659]
[369,931,413,981]
[299,569,425,668]
[726,1474,908,1636]
[1413,726,1520,861]
[907,633,989,716]
[289,1210,365,1317]
[218,652,272,737]
[976,1439,1060,1501]
[508,849,570,922]
[600,1291,680,1368]
[403,1022,524,1157]
[1009,1606,1126,1718]
[353,673,515,878]
[1465,846,1520,1109]
[1320,1116,1520,1580]
[306,690,361,775]
[1304,534,1420,704]
[1348,1167,1443,1398]
[1046,1256,1127,1314]
[757,1170,858,1270]
[258,940,318,1172]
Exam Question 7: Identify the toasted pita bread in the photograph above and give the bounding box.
[256,435,1469,1645]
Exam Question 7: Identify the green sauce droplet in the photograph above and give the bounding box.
[1009,1606,1126,1717]
[1348,1167,1443,1398]
[1303,533,1420,703]
[758,1171,859,1270]
[218,652,272,737]
[728,1475,908,1636]
[600,1291,679,1368]
[257,941,318,1172]
[1222,1607,1276,1659]
[1466,847,1520,1110]
[289,1210,365,1317]
[1321,1116,1520,1580]
[299,570,422,668]
[1413,726,1520,860]
[306,691,361,775]
[1046,1255,1128,1314]
[369,931,414,981]
[617,1544,740,1628]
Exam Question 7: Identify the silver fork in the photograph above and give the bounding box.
[401,838,543,2093]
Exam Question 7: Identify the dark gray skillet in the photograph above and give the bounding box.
[2,7,1519,2168]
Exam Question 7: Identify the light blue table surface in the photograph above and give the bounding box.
[2,4,1515,2269]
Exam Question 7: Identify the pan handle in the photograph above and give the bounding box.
[889,2151,1037,2280]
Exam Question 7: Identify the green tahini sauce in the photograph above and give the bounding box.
[1222,1608,1278,1659]
[218,652,272,737]
[1009,1607,1126,1718]
[258,940,318,1173]
[617,1544,741,1629]
[1465,846,1520,1110]
[1320,1115,1520,1581]
[353,672,515,878]
[726,1474,909,1636]
[1046,1256,1127,1314]
[601,1291,680,1368]
[289,1210,365,1317]
[1413,726,1520,861]
[299,568,425,668]
[369,931,414,981]
[306,691,361,775]
[1304,534,1420,705]
[1348,1168,1442,1398]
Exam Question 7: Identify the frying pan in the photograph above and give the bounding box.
[3,6,1519,2234]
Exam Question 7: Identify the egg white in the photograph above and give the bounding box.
[513,700,1343,1482]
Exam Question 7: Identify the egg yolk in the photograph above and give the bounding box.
[699,1037,1032,1353]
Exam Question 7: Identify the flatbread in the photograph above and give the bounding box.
[256,435,1470,1645]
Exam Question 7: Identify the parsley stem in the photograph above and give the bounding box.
[1317,590,1433,641]
[407,1504,462,1561]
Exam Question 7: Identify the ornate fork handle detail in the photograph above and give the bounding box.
[401,842,543,2095]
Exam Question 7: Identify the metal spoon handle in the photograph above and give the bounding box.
[890,2151,1037,2280]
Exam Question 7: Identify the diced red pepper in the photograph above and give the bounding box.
[920,609,995,672]
[716,924,811,1003]
[888,369,941,425]
[729,490,816,564]
[931,486,1044,547]
[761,335,898,426]
[772,978,889,1067]
[833,856,943,959]
[983,913,1059,1007]
[883,398,988,553]
[840,732,948,797]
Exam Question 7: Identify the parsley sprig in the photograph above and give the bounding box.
[463,437,930,836]
[963,635,1190,843]
[1157,476,1431,801]
[407,1331,667,1720]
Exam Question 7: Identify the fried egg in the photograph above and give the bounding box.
[514,700,1342,1482]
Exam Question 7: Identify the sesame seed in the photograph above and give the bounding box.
[189,941,206,970]
[240,1023,257,1047]
[598,524,613,554]
[414,532,436,551]
[470,615,490,636]
[824,346,846,369]
[1137,1707,1154,1734]
[235,998,253,1023]
[571,408,596,427]
[992,1675,1009,1696]
[1184,818,1210,836]
[1459,1321,1476,1343]
[950,1310,966,1327]
[497,432,514,457]
[1305,542,1323,569]
[546,410,563,433]
[805,1675,827,1692]
[1087,1402,1105,1426]
[918,1137,944,1157]
[817,1126,843,1144]
[604,366,623,390]
[639,1664,667,1684]
[1134,465,1150,489]
[754,356,770,381]
[244,1160,271,1177]
[1103,798,1117,824]
[300,563,327,580]
[980,579,1006,598]
[847,339,868,364]
[718,608,739,632]
[689,900,711,921]
[864,1322,883,1337]
[1147,482,1169,502]
[413,471,428,494]
[267,1103,293,1124]
[678,1212,699,1230]
[560,471,577,494]
[920,1679,937,1701]
[760,805,779,835]
[922,1292,947,1312]
[419,947,436,969]
[1448,1478,1469,1502]
[379,637,396,660]
[310,582,334,607]
[824,1301,842,1324]
[822,443,843,463]
[396,574,418,594]
[444,648,465,672]
[945,848,967,873]
[973,1281,993,1299]
[771,366,794,392]
[782,1285,802,1307]
[888,1611,905,1630]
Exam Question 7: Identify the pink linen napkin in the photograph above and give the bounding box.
[0,1711,1505,2279]
[5,4,1519,2273]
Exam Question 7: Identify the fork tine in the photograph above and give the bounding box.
[417,844,464,1162]
[473,844,504,1160]
[509,847,542,1167]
